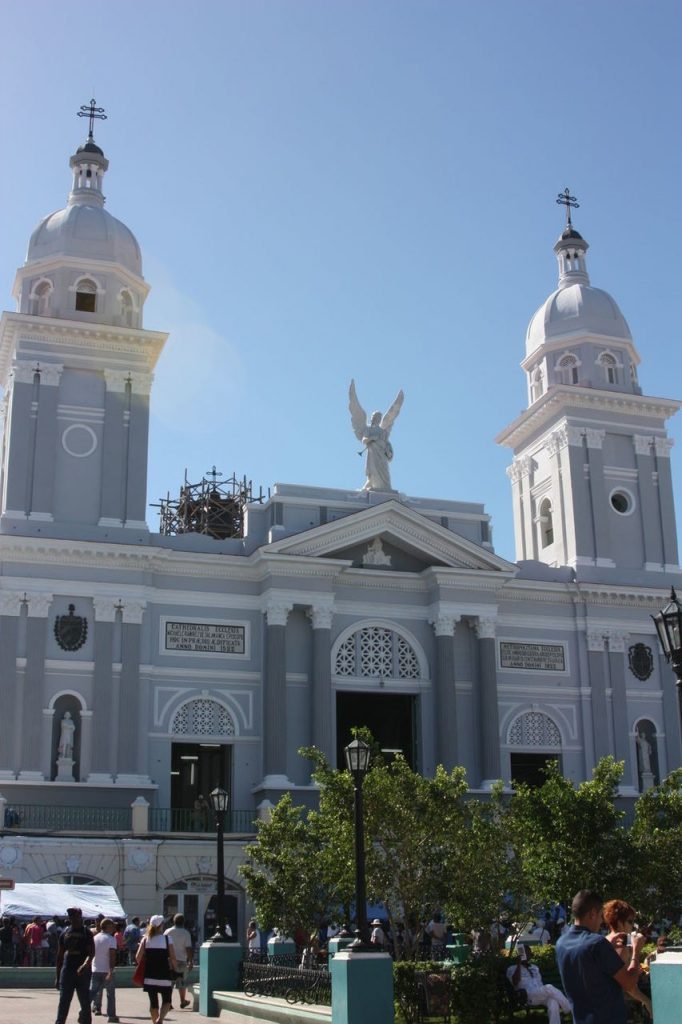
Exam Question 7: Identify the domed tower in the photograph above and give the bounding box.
[497,192,680,580]
[0,102,167,538]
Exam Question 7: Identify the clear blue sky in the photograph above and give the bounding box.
[1,1,681,561]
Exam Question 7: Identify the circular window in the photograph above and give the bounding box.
[610,490,634,515]
[61,423,97,458]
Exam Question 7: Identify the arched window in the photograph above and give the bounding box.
[598,351,619,385]
[530,368,544,402]
[335,626,420,679]
[557,353,579,385]
[539,498,554,548]
[171,698,236,737]
[508,711,561,748]
[120,290,134,326]
[30,280,52,316]
[75,278,97,313]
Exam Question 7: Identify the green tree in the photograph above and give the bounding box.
[630,767,682,921]
[509,757,633,912]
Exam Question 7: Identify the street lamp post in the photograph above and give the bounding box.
[208,786,229,943]
[652,587,682,722]
[344,738,371,949]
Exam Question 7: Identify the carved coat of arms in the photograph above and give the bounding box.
[54,604,88,652]
[628,643,654,681]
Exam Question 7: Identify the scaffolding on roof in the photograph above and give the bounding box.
[154,467,265,540]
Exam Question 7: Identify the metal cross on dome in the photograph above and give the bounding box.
[77,98,107,140]
[556,187,579,228]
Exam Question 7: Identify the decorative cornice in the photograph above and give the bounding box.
[506,456,532,483]
[496,386,681,450]
[121,601,146,625]
[12,360,64,386]
[429,614,460,637]
[0,592,24,616]
[474,617,496,639]
[585,428,605,450]
[654,437,674,458]
[633,434,654,456]
[307,604,335,630]
[587,632,606,652]
[103,368,154,396]
[93,598,119,622]
[264,598,292,627]
[26,592,53,618]
[606,630,627,653]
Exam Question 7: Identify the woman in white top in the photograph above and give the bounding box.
[136,915,178,1024]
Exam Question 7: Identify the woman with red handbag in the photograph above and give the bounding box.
[134,916,178,1024]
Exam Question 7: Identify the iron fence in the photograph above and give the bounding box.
[241,956,331,1005]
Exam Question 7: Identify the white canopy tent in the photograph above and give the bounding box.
[0,884,126,920]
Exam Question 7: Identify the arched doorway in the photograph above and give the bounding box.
[170,698,235,815]
[507,710,562,786]
[333,623,424,768]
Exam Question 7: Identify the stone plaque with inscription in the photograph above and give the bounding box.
[165,620,245,655]
[499,641,565,672]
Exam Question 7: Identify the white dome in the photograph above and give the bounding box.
[526,282,632,356]
[26,202,142,277]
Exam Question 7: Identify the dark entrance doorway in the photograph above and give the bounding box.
[510,752,560,788]
[336,692,416,769]
[171,743,232,810]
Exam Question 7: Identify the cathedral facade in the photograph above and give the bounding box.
[0,123,680,936]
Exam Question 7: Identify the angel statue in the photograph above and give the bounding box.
[349,379,404,491]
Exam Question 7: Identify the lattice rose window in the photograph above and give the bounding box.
[334,627,420,679]
[172,698,235,737]
[508,711,560,748]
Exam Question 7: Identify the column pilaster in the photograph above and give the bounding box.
[263,599,292,785]
[587,632,611,760]
[29,363,63,520]
[18,593,52,779]
[474,617,500,786]
[89,598,117,782]
[117,601,147,784]
[307,603,334,762]
[0,593,22,777]
[606,631,634,789]
[429,614,460,770]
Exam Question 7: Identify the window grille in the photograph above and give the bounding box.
[171,698,235,737]
[508,711,561,748]
[334,626,420,679]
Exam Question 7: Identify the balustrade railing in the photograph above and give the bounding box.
[148,808,256,834]
[3,804,131,832]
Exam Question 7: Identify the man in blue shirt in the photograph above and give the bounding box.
[556,890,643,1024]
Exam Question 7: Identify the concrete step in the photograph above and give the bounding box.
[214,990,332,1024]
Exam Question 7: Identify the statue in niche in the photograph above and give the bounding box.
[636,729,652,774]
[363,537,392,567]
[57,711,75,760]
[349,379,404,492]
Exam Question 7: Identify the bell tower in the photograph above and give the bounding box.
[497,192,680,581]
[0,101,167,540]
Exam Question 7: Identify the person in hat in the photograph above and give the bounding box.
[55,907,96,1024]
[136,915,178,1024]
[370,918,387,948]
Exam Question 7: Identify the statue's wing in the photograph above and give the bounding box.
[381,389,404,434]
[349,379,367,441]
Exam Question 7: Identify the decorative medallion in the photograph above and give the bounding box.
[628,643,654,682]
[54,605,88,652]
[129,847,153,872]
[0,845,21,868]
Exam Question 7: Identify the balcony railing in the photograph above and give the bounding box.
[148,808,257,834]
[1,804,257,836]
[4,804,132,832]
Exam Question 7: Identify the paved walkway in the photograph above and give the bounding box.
[0,987,256,1024]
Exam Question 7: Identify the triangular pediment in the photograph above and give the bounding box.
[266,500,516,573]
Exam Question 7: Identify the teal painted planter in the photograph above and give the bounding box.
[445,943,470,965]
[199,941,243,1017]
[328,937,355,957]
[651,951,682,1024]
[331,950,393,1024]
[268,935,297,956]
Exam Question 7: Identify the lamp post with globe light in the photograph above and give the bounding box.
[344,738,371,949]
[209,786,229,942]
